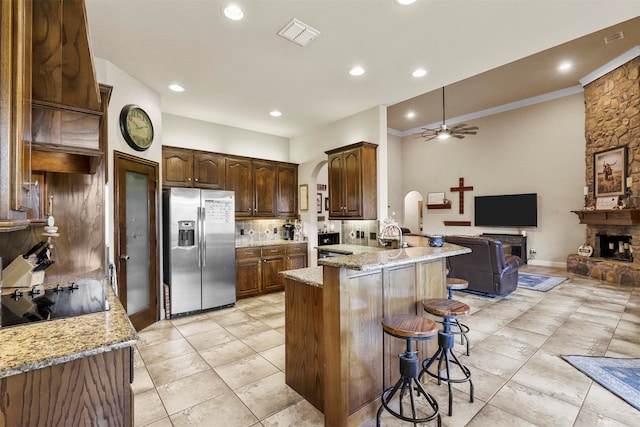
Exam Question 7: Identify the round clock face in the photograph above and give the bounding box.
[119,104,154,151]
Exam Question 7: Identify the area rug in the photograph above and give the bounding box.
[562,355,640,411]
[517,272,567,292]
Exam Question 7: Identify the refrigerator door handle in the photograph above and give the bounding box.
[197,207,202,268]
[201,206,207,267]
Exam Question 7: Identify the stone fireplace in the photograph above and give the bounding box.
[566,55,640,285]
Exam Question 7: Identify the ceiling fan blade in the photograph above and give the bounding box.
[448,123,468,130]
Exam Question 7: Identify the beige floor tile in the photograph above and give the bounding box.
[510,350,592,406]
[214,353,279,390]
[144,418,174,427]
[418,379,485,425]
[156,369,231,415]
[260,343,286,370]
[185,327,238,351]
[134,388,168,427]
[465,403,537,427]
[132,366,155,395]
[146,352,210,386]
[490,381,580,427]
[451,365,508,402]
[473,325,547,361]
[199,339,256,368]
[241,328,285,352]
[137,337,195,365]
[225,319,272,339]
[140,319,174,332]
[208,308,256,326]
[137,326,184,348]
[462,347,525,379]
[245,303,284,318]
[261,398,324,427]
[235,298,270,311]
[606,338,640,358]
[581,382,640,425]
[173,318,222,337]
[256,292,286,306]
[170,392,258,427]
[235,372,302,419]
[506,306,570,336]
[573,409,635,427]
[259,311,286,329]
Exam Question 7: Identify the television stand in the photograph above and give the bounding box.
[481,233,528,264]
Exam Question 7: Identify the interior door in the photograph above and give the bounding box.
[114,151,159,331]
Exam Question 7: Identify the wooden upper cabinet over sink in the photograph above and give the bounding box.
[326,141,377,220]
[163,146,225,189]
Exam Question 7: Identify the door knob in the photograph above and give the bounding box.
[120,254,130,261]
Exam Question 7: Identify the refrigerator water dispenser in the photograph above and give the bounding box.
[178,221,195,246]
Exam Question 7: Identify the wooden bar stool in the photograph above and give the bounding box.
[376,314,441,427]
[420,299,474,416]
[446,277,471,356]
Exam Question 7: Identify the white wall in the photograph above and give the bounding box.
[163,113,289,161]
[290,105,387,266]
[387,132,403,223]
[401,93,586,266]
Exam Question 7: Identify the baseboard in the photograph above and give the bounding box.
[527,259,566,268]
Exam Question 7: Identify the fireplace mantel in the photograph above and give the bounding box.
[571,209,640,226]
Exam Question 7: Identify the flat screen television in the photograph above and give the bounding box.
[474,193,537,227]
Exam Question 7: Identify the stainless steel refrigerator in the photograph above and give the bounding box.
[163,188,236,315]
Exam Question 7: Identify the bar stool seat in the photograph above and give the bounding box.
[376,314,441,427]
[446,278,471,356]
[420,298,474,416]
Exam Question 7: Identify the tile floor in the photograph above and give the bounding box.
[132,265,640,426]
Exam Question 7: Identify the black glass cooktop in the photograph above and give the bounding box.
[1,279,106,328]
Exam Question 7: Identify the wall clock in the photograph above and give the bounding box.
[119,104,154,151]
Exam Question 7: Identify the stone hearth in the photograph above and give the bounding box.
[567,254,640,286]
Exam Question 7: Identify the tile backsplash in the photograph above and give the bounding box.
[341,220,379,247]
[235,219,291,243]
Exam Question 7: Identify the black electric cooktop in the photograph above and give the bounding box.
[1,279,107,328]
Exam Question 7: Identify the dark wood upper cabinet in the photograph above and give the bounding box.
[193,152,225,189]
[326,141,377,220]
[226,156,254,217]
[163,146,225,189]
[277,163,298,217]
[253,160,277,217]
[163,147,194,187]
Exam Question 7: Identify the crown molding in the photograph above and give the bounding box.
[580,45,640,87]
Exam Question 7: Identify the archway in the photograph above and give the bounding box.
[403,190,424,234]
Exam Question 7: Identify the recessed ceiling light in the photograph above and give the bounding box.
[349,66,365,77]
[223,4,244,20]
[558,61,572,72]
[270,110,282,117]
[395,0,416,5]
[168,84,185,92]
[406,111,415,119]
[412,68,427,78]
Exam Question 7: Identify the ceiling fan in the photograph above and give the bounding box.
[417,87,479,142]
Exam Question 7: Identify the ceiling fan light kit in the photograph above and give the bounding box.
[418,87,479,142]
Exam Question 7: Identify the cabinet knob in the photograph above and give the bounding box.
[195,178,199,182]
[188,178,191,181]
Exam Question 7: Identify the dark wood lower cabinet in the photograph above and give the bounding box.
[236,243,307,299]
[0,347,133,427]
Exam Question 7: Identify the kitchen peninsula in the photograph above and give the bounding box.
[281,236,471,427]
[0,280,138,426]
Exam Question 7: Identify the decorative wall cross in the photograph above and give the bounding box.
[450,177,474,214]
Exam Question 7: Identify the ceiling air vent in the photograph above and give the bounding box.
[604,31,624,44]
[278,18,320,47]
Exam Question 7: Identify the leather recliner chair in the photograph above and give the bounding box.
[444,235,524,295]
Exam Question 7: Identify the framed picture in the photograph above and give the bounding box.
[594,146,626,198]
[317,184,327,191]
[427,192,446,205]
[316,193,322,213]
[324,197,329,211]
[299,184,309,210]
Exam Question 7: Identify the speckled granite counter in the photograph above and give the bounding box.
[315,244,386,255]
[0,281,138,379]
[236,239,307,248]
[280,266,323,287]
[318,242,470,271]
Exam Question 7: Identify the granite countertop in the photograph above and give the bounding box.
[0,280,138,378]
[279,266,323,287]
[315,244,386,255]
[318,242,471,271]
[236,239,308,248]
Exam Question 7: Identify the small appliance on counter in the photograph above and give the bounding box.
[282,223,295,240]
[318,232,340,246]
